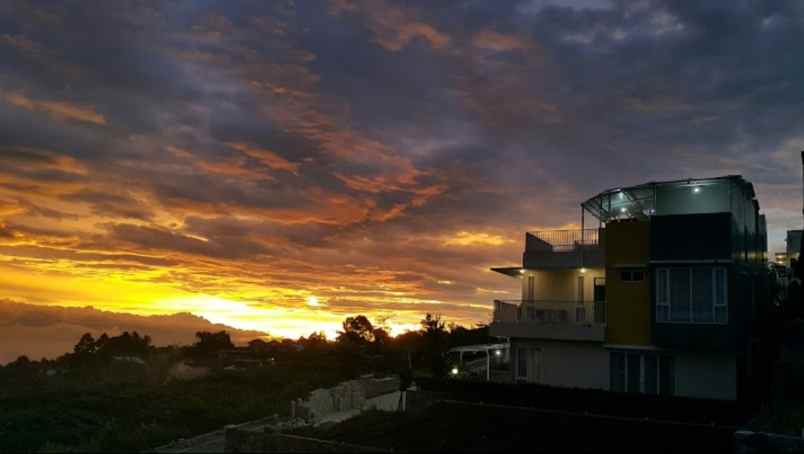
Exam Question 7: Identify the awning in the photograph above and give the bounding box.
[490,266,523,277]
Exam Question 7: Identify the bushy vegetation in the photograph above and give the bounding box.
[0,313,488,452]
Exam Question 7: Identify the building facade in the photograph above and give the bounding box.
[490,176,768,401]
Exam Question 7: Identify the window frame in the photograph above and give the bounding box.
[516,347,528,381]
[609,350,672,395]
[655,266,728,325]
[621,268,645,283]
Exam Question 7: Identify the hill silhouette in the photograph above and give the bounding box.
[0,300,269,364]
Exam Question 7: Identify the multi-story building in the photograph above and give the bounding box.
[786,230,802,267]
[490,176,768,400]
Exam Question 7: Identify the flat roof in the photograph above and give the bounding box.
[490,267,523,277]
[448,343,508,354]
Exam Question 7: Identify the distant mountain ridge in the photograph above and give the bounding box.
[0,300,270,364]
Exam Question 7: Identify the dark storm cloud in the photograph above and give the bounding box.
[0,0,801,332]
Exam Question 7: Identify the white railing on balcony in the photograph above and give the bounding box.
[493,300,606,325]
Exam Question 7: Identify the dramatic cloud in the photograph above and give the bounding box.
[0,0,801,340]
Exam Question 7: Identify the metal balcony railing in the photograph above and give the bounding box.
[529,229,599,252]
[493,299,606,325]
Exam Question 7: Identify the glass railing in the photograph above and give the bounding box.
[493,300,606,325]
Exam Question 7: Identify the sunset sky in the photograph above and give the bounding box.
[0,0,802,339]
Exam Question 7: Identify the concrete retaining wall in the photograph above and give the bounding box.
[294,376,402,423]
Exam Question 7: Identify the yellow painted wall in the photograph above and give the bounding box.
[604,220,651,346]
[520,268,604,302]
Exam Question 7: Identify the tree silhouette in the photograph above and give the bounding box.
[193,331,234,355]
[421,313,447,377]
[74,333,97,355]
[337,315,375,345]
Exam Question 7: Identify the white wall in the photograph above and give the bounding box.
[515,340,609,391]
[674,352,737,400]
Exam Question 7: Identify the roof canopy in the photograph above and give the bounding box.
[581,175,756,224]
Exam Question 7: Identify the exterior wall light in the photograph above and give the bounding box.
[519,269,525,274]
[693,187,701,194]
[580,268,587,274]
[494,350,502,357]
[451,367,459,375]
[620,207,627,213]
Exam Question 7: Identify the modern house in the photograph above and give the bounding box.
[785,230,802,267]
[490,176,768,401]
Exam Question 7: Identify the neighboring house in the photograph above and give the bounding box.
[490,175,768,401]
[786,230,802,267]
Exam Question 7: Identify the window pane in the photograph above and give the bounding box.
[517,347,528,379]
[627,353,641,393]
[657,305,669,322]
[610,352,625,392]
[715,268,726,306]
[692,267,713,322]
[656,269,668,303]
[670,269,691,321]
[633,271,645,281]
[715,306,727,323]
[660,355,674,396]
[644,354,658,395]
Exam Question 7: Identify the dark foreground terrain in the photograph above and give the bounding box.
[295,401,737,453]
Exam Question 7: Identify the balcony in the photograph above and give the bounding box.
[490,300,606,342]
[524,229,604,269]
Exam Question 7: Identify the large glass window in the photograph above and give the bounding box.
[656,269,669,322]
[660,355,674,396]
[627,353,641,393]
[644,354,658,395]
[610,352,625,392]
[516,347,528,380]
[610,351,671,396]
[692,268,714,322]
[714,268,727,323]
[656,267,727,324]
[669,269,691,321]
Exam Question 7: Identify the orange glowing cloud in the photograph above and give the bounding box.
[472,30,533,52]
[443,231,514,247]
[2,92,106,125]
[226,142,300,174]
[329,0,451,52]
